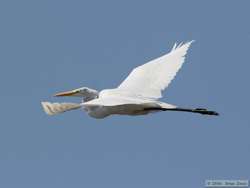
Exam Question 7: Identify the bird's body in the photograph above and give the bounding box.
[82,90,176,118]
[42,41,219,119]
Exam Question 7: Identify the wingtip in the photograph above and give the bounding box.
[41,101,53,115]
[171,40,195,51]
[171,42,177,51]
[184,40,195,47]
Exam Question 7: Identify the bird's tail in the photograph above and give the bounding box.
[41,101,81,115]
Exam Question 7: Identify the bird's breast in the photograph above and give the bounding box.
[82,104,110,119]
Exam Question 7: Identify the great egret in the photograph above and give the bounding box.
[41,41,218,119]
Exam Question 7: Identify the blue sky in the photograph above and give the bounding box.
[0,0,249,187]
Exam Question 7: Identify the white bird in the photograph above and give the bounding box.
[41,41,218,119]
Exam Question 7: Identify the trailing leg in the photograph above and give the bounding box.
[144,107,219,116]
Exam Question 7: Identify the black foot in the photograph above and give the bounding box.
[194,108,219,116]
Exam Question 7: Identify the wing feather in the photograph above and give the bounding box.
[118,41,194,99]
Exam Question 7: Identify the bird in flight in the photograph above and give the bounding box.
[42,41,218,119]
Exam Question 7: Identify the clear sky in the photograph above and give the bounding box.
[0,0,249,187]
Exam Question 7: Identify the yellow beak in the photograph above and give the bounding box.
[54,90,78,97]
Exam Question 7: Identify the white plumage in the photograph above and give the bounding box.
[41,41,218,119]
[118,41,193,99]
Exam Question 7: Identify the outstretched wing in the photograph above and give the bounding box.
[118,41,194,99]
[41,102,81,115]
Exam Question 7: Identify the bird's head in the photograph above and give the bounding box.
[54,87,99,102]
[54,87,93,97]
